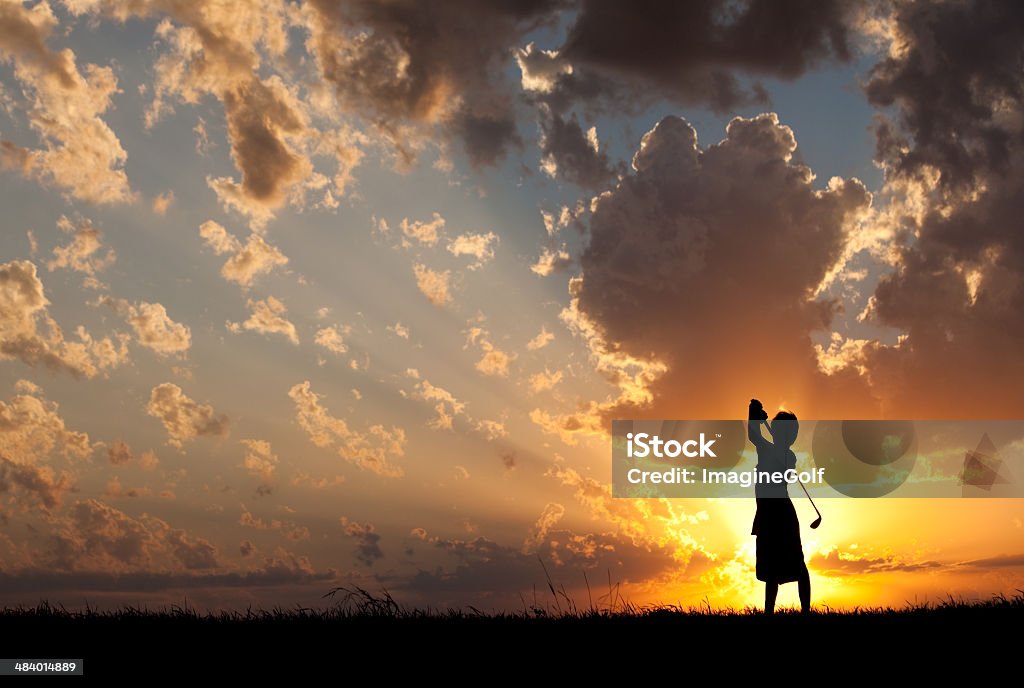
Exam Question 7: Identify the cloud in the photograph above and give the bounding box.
[527,327,554,350]
[808,546,942,576]
[501,453,516,471]
[465,326,516,378]
[227,296,299,345]
[447,232,498,269]
[0,457,70,511]
[341,517,383,566]
[240,438,278,486]
[0,382,92,465]
[0,260,130,378]
[47,498,219,572]
[0,0,132,203]
[958,553,1024,569]
[474,419,507,441]
[46,216,115,288]
[50,499,159,571]
[146,383,229,449]
[549,113,873,438]
[314,325,348,355]
[199,221,289,289]
[538,107,620,190]
[85,2,314,226]
[387,322,410,339]
[101,297,191,356]
[537,0,860,113]
[152,190,174,215]
[0,553,332,594]
[288,381,405,477]
[529,368,563,393]
[401,213,445,247]
[412,379,465,431]
[302,0,559,166]
[412,264,452,306]
[841,0,1024,417]
[399,528,678,605]
[530,245,571,276]
[106,439,132,465]
[523,502,565,552]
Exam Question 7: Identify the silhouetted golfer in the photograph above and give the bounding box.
[748,398,811,614]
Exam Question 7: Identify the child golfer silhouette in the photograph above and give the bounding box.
[748,398,811,614]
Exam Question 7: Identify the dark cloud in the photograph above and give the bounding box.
[306,0,563,166]
[165,528,219,570]
[107,440,132,465]
[400,530,677,605]
[0,555,332,594]
[0,457,69,511]
[856,0,1024,416]
[51,499,158,570]
[547,0,860,112]
[551,114,874,432]
[809,548,943,576]
[959,553,1024,569]
[342,518,383,566]
[538,107,621,190]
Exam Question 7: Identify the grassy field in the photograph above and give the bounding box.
[1,589,1020,675]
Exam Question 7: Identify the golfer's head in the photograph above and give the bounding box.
[772,410,799,447]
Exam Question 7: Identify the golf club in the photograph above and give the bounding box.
[762,419,822,529]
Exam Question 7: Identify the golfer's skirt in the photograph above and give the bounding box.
[751,498,806,584]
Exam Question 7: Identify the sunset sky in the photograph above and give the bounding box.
[1,0,1022,612]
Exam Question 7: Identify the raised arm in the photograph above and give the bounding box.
[748,419,770,450]
[747,399,770,450]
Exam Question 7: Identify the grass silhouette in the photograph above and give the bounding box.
[1,582,1020,675]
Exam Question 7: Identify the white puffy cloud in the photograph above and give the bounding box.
[387,322,409,339]
[46,216,115,288]
[241,438,278,486]
[401,213,445,246]
[227,296,299,345]
[199,220,289,289]
[314,325,348,355]
[528,368,562,393]
[526,326,554,350]
[146,383,229,449]
[101,297,191,356]
[447,231,498,268]
[0,260,129,378]
[530,244,571,276]
[465,326,515,377]
[413,264,452,306]
[288,381,404,477]
[0,1,133,203]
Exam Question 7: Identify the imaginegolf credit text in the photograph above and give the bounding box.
[626,467,826,488]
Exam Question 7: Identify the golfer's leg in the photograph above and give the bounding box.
[765,582,778,614]
[798,566,811,613]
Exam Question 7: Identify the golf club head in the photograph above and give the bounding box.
[810,516,822,529]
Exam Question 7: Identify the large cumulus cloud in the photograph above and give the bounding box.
[537,113,875,439]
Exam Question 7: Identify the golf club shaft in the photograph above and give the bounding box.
[762,420,822,520]
[796,476,822,520]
